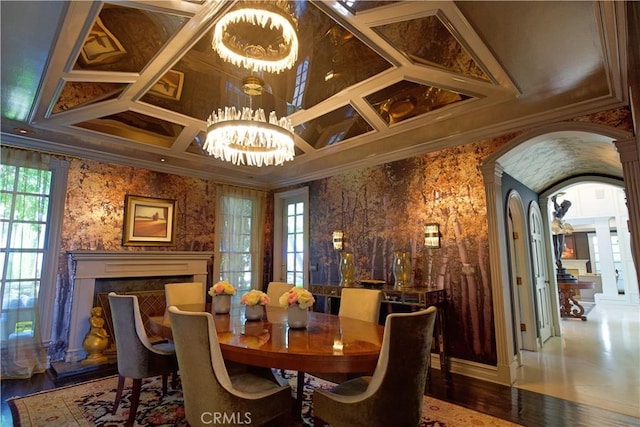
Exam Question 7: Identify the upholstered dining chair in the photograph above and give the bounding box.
[266,282,294,307]
[168,306,292,427]
[163,282,205,321]
[309,288,384,384]
[338,288,383,323]
[313,306,438,427]
[108,292,177,426]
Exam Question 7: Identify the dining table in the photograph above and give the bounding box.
[149,306,384,417]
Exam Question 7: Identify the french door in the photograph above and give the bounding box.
[274,188,308,287]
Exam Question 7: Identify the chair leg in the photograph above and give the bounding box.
[127,378,142,426]
[171,370,178,389]
[162,374,168,395]
[112,375,125,414]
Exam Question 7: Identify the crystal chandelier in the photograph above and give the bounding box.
[204,104,295,167]
[211,2,298,74]
[206,2,298,167]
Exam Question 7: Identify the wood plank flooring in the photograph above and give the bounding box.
[3,368,638,426]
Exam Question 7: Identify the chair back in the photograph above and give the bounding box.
[169,306,291,426]
[164,282,205,321]
[165,282,205,310]
[167,307,235,423]
[266,282,294,307]
[108,292,157,378]
[368,306,438,425]
[338,288,383,323]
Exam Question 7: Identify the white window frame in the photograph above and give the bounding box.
[0,153,68,346]
[274,187,309,288]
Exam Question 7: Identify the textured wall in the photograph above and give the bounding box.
[61,161,217,252]
[308,138,511,364]
[50,159,219,360]
[47,107,632,364]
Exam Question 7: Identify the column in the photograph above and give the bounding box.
[594,220,617,297]
[481,162,517,385]
[614,138,640,288]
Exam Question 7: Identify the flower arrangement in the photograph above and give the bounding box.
[241,290,270,306]
[279,287,315,309]
[208,280,236,296]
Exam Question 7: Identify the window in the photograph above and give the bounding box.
[215,185,266,294]
[285,201,305,285]
[291,58,309,108]
[1,164,51,341]
[1,148,68,377]
[274,188,308,288]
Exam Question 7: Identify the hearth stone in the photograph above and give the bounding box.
[50,359,117,386]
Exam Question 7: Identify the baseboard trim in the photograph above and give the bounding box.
[430,354,506,384]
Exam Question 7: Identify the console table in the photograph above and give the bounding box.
[309,284,449,376]
[558,281,594,321]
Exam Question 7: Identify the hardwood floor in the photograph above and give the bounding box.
[3,368,637,427]
[3,303,639,426]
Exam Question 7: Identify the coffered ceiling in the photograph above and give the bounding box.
[0,1,630,190]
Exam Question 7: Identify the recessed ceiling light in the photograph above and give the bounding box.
[14,127,30,134]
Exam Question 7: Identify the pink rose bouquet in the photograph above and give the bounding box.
[241,290,270,306]
[279,287,315,309]
[208,280,236,296]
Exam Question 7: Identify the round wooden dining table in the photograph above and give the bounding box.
[149,306,384,417]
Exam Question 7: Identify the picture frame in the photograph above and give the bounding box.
[123,195,176,246]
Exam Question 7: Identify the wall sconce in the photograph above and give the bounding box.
[332,230,344,251]
[424,223,441,249]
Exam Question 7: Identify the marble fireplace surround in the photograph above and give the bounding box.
[67,250,213,362]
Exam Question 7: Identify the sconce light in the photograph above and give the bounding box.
[424,223,441,249]
[332,230,344,251]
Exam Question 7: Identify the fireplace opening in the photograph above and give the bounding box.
[93,275,195,353]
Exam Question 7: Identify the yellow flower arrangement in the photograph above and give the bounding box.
[279,287,315,310]
[208,280,236,296]
[241,289,270,306]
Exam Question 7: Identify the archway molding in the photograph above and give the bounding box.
[480,121,632,385]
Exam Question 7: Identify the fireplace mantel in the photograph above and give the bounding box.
[67,250,213,362]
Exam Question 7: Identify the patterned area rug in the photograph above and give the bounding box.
[8,372,520,426]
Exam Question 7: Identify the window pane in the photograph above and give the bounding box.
[14,194,49,221]
[295,214,303,233]
[16,168,51,194]
[6,252,43,280]
[2,280,39,309]
[0,165,17,191]
[1,221,9,249]
[287,252,294,272]
[10,222,47,249]
[0,192,13,219]
[296,233,303,252]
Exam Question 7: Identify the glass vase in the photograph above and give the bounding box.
[213,294,231,314]
[393,251,412,289]
[287,305,309,329]
[339,251,356,287]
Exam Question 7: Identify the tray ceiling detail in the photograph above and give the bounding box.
[1,1,627,188]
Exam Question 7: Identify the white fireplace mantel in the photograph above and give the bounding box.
[67,250,213,362]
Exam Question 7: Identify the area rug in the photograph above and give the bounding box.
[8,372,520,426]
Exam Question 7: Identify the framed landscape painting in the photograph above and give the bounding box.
[123,195,176,246]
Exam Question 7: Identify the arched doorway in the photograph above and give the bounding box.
[480,122,634,385]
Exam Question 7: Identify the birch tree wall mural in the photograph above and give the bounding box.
[308,140,508,365]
